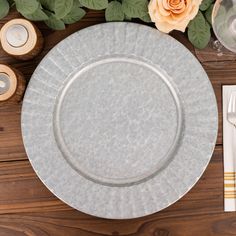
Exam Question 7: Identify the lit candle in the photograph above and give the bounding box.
[0,64,25,103]
[0,19,44,60]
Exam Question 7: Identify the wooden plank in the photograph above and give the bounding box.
[0,160,69,213]
[0,104,25,161]
[1,211,236,236]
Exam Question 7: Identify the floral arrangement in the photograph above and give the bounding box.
[0,0,215,49]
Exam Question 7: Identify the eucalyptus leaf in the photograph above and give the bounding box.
[22,6,49,21]
[122,0,148,18]
[79,0,108,10]
[54,0,73,19]
[205,4,214,25]
[39,0,55,11]
[188,11,211,49]
[139,13,151,23]
[105,1,124,22]
[45,14,65,30]
[0,0,9,19]
[200,0,214,11]
[15,0,39,15]
[62,4,85,24]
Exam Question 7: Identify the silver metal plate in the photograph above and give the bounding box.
[22,23,218,219]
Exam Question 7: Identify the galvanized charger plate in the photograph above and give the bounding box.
[22,23,218,219]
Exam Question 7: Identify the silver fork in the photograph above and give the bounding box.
[227,92,236,126]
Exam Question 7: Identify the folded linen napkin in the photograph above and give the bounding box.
[223,85,236,211]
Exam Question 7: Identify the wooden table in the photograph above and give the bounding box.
[0,10,234,236]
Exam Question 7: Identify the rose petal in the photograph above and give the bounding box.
[148,0,159,22]
[155,20,175,33]
[158,0,171,16]
[170,0,193,21]
[168,0,184,10]
[188,0,202,20]
[163,0,170,10]
[172,18,190,32]
[171,6,186,14]
[163,14,180,24]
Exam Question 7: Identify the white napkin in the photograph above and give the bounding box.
[223,85,236,211]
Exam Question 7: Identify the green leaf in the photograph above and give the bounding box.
[54,0,73,19]
[62,3,85,24]
[75,0,83,7]
[199,0,214,11]
[15,0,39,15]
[70,0,82,9]
[39,0,55,11]
[139,13,151,23]
[105,1,124,22]
[45,14,65,30]
[205,4,214,25]
[79,0,108,10]
[124,14,132,21]
[122,0,148,18]
[22,5,49,21]
[0,0,9,19]
[7,0,15,7]
[188,11,211,49]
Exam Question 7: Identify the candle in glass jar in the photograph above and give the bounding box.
[0,19,44,60]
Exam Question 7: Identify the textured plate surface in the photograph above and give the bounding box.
[22,23,218,219]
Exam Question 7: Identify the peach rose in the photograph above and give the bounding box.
[148,0,202,33]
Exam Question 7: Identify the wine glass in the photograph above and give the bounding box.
[195,0,236,68]
[212,0,236,53]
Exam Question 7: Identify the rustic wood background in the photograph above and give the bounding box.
[0,9,234,236]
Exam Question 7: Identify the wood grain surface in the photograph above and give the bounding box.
[0,9,234,236]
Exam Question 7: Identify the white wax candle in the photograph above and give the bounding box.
[0,73,10,95]
[6,24,29,48]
